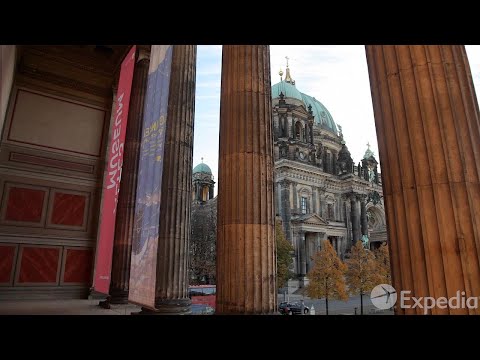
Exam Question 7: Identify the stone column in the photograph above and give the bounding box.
[312,188,317,214]
[292,182,298,215]
[216,45,276,314]
[1,45,16,134]
[315,233,322,252]
[332,150,337,175]
[280,180,291,242]
[137,45,196,314]
[350,193,360,245]
[291,116,296,139]
[366,45,480,314]
[209,185,214,200]
[360,195,368,236]
[319,191,326,218]
[109,49,150,304]
[298,231,307,276]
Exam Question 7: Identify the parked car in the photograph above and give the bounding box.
[278,301,309,315]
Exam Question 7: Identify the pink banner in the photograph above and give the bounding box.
[93,45,136,295]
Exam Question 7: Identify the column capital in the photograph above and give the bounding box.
[280,179,292,188]
[137,45,151,62]
[357,193,367,202]
[345,191,357,201]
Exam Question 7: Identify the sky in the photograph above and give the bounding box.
[193,45,480,196]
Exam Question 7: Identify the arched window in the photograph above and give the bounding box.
[295,121,303,141]
[328,203,334,219]
[301,196,308,214]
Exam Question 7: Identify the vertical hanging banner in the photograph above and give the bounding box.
[93,46,136,295]
[128,45,173,309]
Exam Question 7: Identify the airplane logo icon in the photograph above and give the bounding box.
[370,284,397,310]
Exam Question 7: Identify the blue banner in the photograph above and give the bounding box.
[128,45,173,309]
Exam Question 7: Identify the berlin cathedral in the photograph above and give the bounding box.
[191,64,387,288]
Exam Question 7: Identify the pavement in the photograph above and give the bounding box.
[0,294,394,315]
[0,299,141,315]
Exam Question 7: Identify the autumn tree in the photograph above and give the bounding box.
[306,239,348,315]
[276,221,293,289]
[345,240,377,315]
[374,242,391,285]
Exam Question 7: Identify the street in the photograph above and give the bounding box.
[278,293,394,315]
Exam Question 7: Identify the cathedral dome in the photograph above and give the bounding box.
[272,81,304,103]
[193,162,212,175]
[271,81,338,135]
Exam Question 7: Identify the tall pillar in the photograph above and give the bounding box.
[350,193,360,245]
[298,231,307,276]
[332,150,337,175]
[292,182,298,214]
[217,45,276,314]
[291,117,296,139]
[312,188,317,214]
[155,45,196,313]
[1,46,16,134]
[360,195,368,236]
[109,50,150,304]
[136,45,196,314]
[280,180,292,242]
[366,45,480,314]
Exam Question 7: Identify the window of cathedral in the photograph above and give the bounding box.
[328,203,334,219]
[301,196,308,214]
[295,121,303,141]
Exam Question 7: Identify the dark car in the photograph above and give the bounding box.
[278,301,309,315]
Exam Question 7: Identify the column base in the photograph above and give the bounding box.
[131,298,192,315]
[109,289,129,304]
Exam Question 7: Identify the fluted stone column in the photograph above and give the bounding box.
[280,180,292,242]
[109,50,150,304]
[292,182,298,214]
[366,45,480,314]
[138,45,196,314]
[350,193,361,245]
[298,231,307,276]
[217,45,276,314]
[360,195,368,237]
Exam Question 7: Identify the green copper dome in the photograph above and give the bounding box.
[193,163,212,175]
[272,81,304,103]
[272,80,338,135]
[363,144,376,159]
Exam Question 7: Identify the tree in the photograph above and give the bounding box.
[345,241,377,315]
[306,240,348,315]
[374,242,391,285]
[276,221,293,289]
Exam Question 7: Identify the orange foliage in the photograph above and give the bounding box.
[306,240,348,302]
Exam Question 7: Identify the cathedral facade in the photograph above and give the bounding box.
[272,65,386,284]
[190,65,387,286]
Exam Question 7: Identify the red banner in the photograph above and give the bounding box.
[93,45,136,295]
